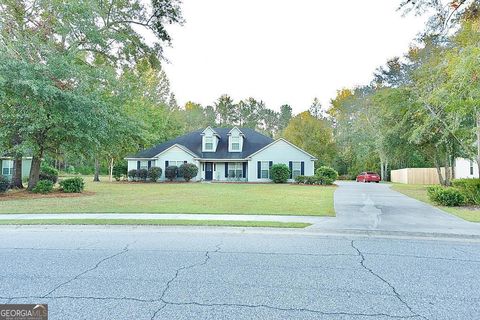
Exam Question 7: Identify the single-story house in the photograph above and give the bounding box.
[0,156,32,180]
[125,126,317,182]
[454,158,479,179]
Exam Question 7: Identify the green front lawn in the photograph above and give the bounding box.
[0,219,311,228]
[390,184,480,222]
[0,179,335,216]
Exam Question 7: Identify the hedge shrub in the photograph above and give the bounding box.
[39,164,59,184]
[316,166,338,182]
[270,164,291,183]
[0,175,9,193]
[127,169,137,181]
[60,177,85,193]
[427,186,466,207]
[295,175,307,184]
[148,167,162,182]
[179,163,198,182]
[113,162,128,181]
[451,179,480,205]
[32,180,54,194]
[165,166,178,181]
[305,176,321,185]
[136,169,148,181]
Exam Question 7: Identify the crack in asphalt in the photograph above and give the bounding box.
[351,241,429,320]
[41,242,135,298]
[151,243,222,320]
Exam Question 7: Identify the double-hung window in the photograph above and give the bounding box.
[231,137,240,151]
[205,137,214,151]
[2,160,13,176]
[228,163,243,178]
[292,162,302,179]
[169,161,184,167]
[139,161,148,170]
[261,161,270,179]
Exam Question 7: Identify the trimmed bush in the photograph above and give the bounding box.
[295,175,307,184]
[32,179,54,194]
[0,175,10,193]
[179,163,198,182]
[136,169,148,181]
[305,176,320,185]
[427,186,466,207]
[315,166,338,182]
[148,167,162,182]
[452,179,480,205]
[60,177,85,193]
[39,164,59,184]
[113,163,128,181]
[66,165,76,174]
[165,166,178,181]
[127,169,137,181]
[270,164,291,183]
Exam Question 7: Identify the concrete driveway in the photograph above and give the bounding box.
[317,181,480,236]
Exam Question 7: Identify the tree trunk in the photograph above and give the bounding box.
[444,153,451,186]
[109,158,114,182]
[11,156,23,189]
[93,158,100,182]
[27,154,43,191]
[434,155,445,186]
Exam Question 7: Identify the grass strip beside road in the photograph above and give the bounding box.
[0,218,312,228]
[391,184,480,223]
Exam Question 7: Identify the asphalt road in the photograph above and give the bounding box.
[1,226,480,319]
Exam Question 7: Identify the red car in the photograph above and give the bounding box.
[356,172,381,183]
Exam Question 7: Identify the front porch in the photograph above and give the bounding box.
[199,161,248,182]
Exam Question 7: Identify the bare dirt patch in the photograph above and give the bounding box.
[0,189,95,201]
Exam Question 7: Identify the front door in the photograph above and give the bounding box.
[205,162,213,181]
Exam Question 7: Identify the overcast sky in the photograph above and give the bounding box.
[162,0,426,114]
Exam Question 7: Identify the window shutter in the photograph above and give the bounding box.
[137,161,140,170]
[301,162,305,175]
[257,161,261,179]
[289,161,293,179]
[148,161,152,169]
[165,161,169,168]
[225,162,229,178]
[242,162,247,178]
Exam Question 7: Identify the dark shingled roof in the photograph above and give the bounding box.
[129,127,275,159]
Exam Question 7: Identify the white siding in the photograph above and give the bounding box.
[248,140,315,182]
[455,158,479,179]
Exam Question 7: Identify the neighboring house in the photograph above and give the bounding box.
[0,156,32,180]
[454,158,479,179]
[125,126,317,182]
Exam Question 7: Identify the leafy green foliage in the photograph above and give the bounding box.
[60,177,85,193]
[451,179,480,205]
[137,169,149,182]
[179,163,198,182]
[294,175,307,184]
[148,167,163,182]
[39,164,59,184]
[165,166,178,181]
[128,170,138,181]
[113,163,128,181]
[270,164,291,183]
[32,180,54,194]
[427,186,466,207]
[0,175,10,193]
[315,166,339,182]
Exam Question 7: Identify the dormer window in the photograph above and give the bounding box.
[228,127,244,152]
[231,137,240,151]
[205,137,214,151]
